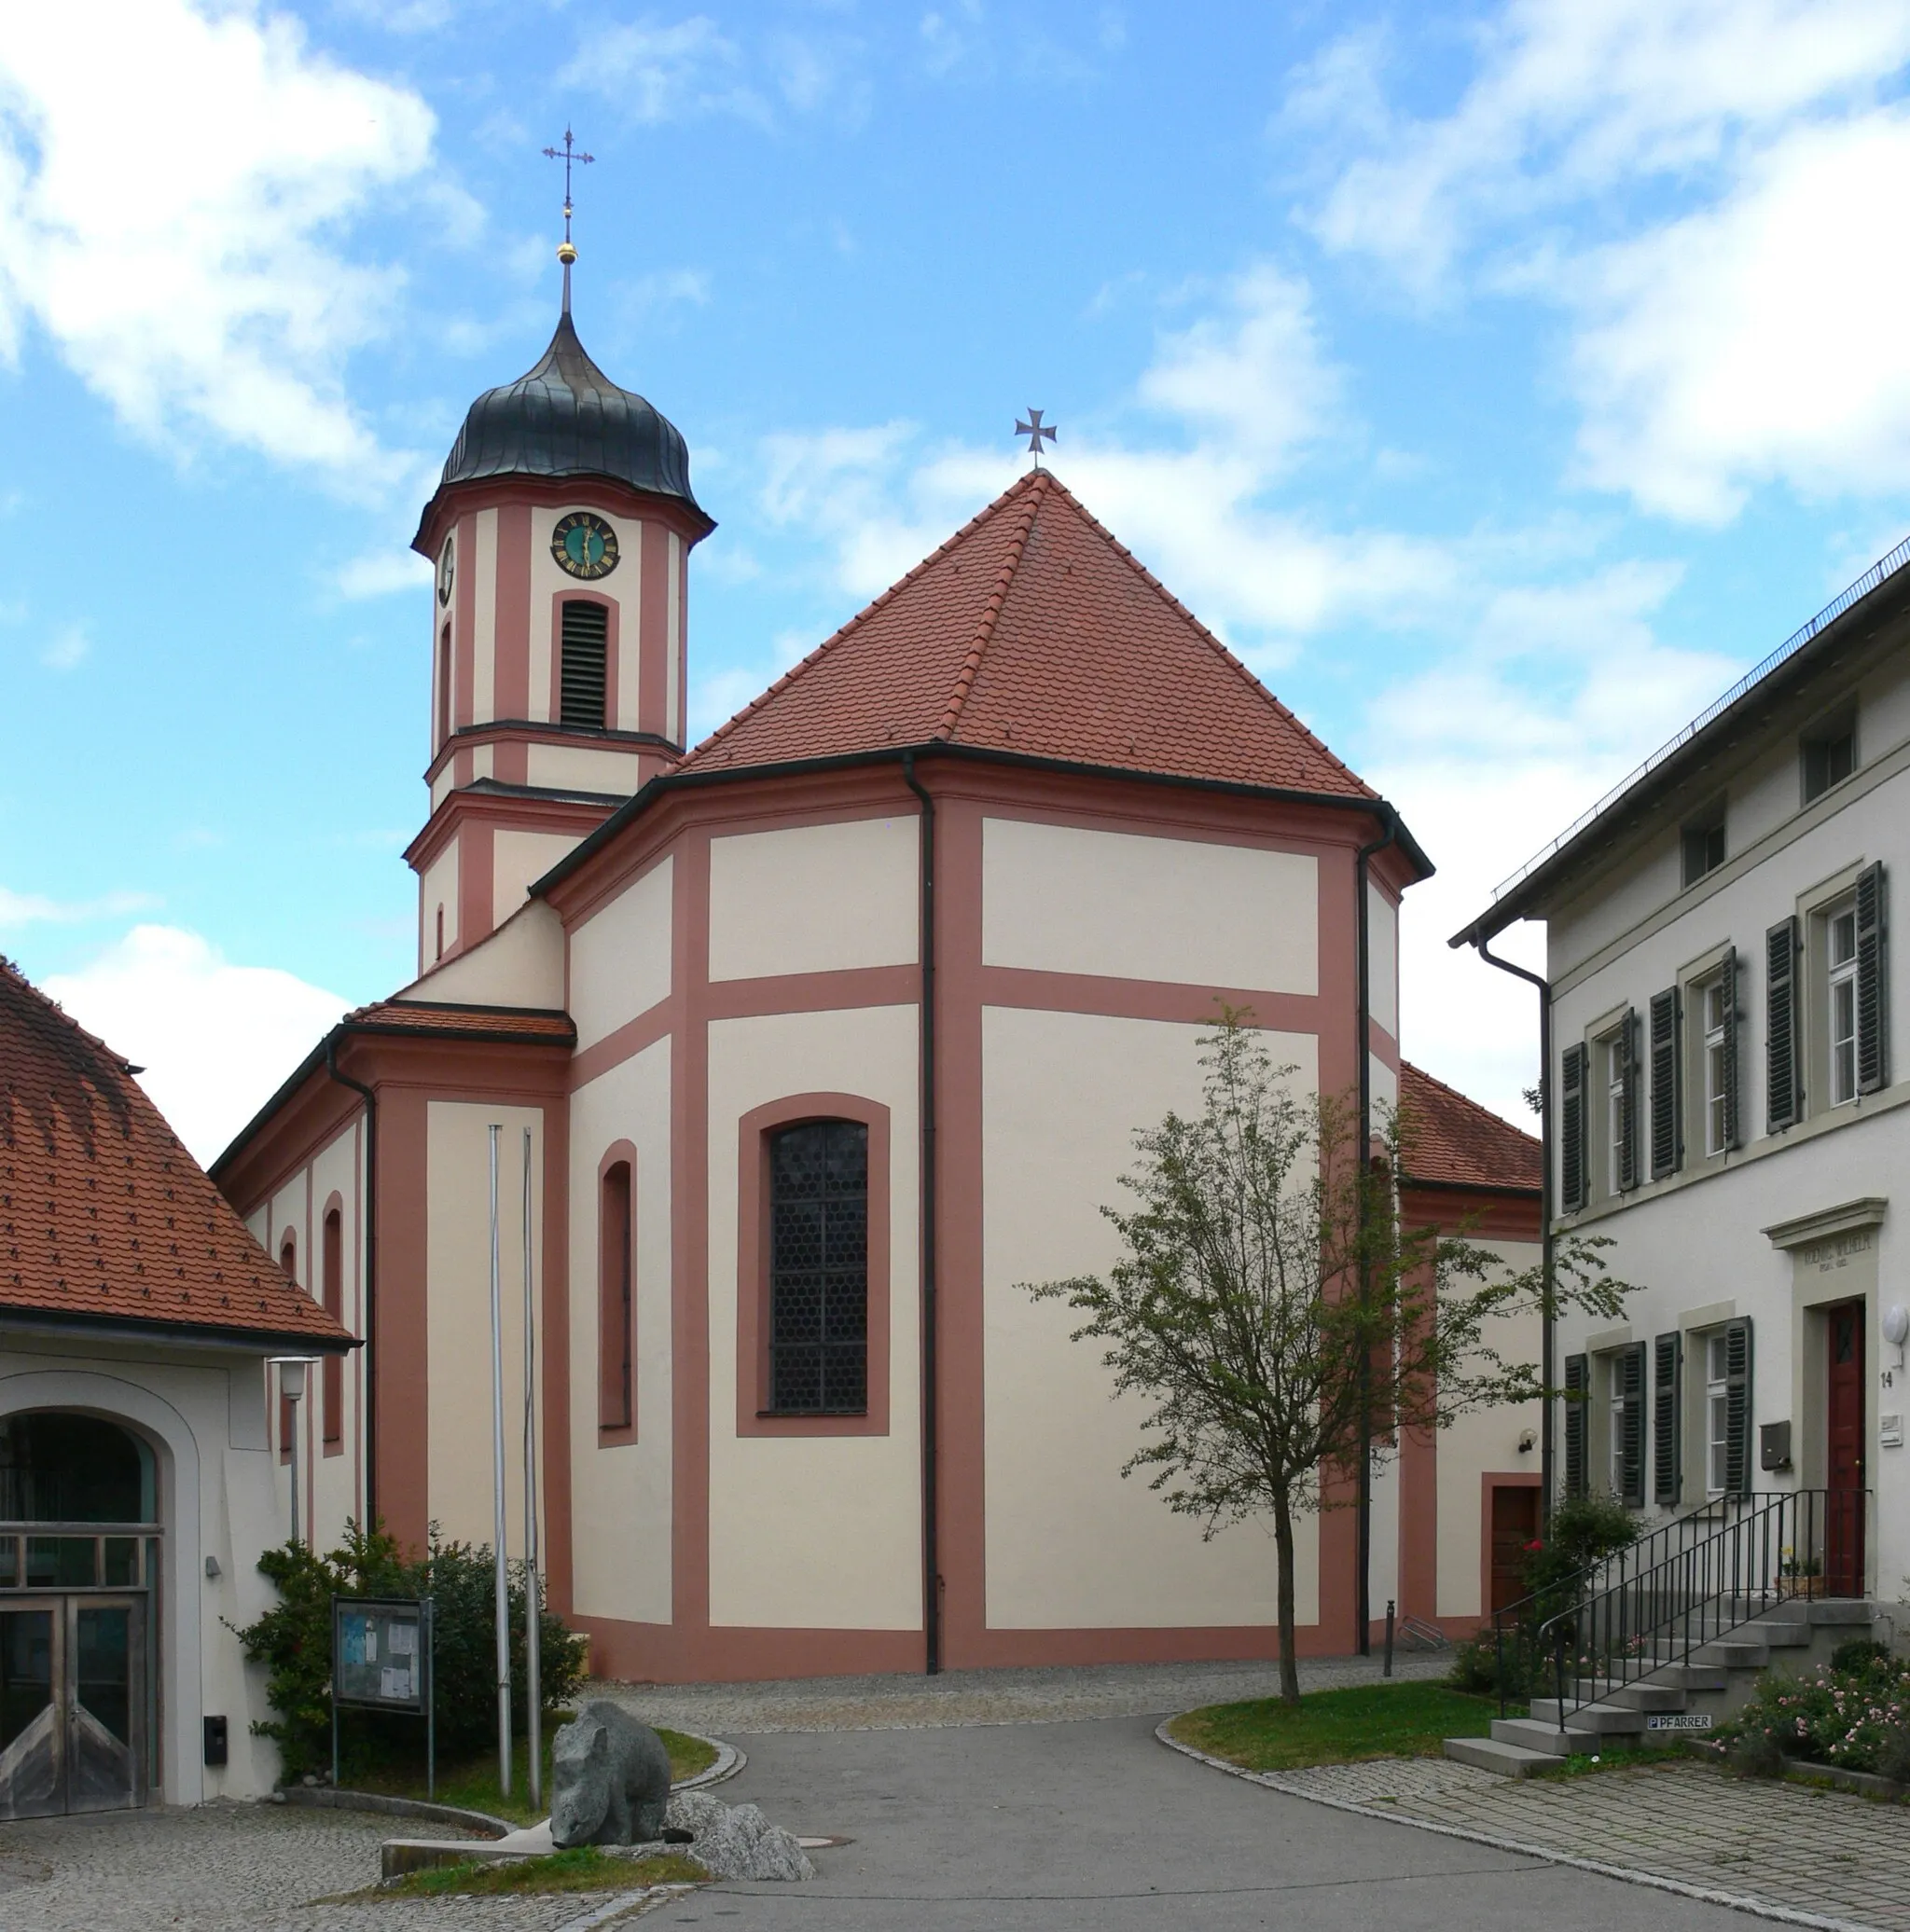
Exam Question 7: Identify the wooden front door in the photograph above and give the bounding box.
[1826,1300,1866,1596]
[1488,1484,1540,1615]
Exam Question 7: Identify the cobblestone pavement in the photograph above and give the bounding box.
[1206,1751,1910,1930]
[601,1648,1449,1733]
[0,1800,661,1932]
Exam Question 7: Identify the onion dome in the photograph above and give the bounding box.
[423,310,706,526]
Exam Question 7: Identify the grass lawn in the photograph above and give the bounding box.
[331,1847,707,1900]
[1168,1682,1516,1773]
[345,1717,719,1826]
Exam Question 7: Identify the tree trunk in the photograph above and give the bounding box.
[1273,1488,1300,1705]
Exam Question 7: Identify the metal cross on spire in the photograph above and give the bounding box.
[1015,408,1058,468]
[542,127,595,311]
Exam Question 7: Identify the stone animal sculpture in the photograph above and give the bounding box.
[547,1701,673,1848]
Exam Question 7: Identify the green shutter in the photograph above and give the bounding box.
[1619,1341,1647,1509]
[1857,862,1889,1095]
[1767,918,1801,1131]
[1560,1043,1589,1212]
[1649,988,1681,1179]
[1564,1352,1588,1499]
[1720,948,1742,1149]
[1617,1011,1641,1192]
[1723,1318,1754,1497]
[1653,1331,1682,1506]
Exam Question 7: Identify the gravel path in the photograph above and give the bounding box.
[598,1648,1450,1733]
[0,1800,660,1932]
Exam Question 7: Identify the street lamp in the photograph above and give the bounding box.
[278,1358,310,1546]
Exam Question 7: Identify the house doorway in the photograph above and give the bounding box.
[0,1414,158,1819]
[1825,1301,1866,1596]
[1488,1484,1540,1615]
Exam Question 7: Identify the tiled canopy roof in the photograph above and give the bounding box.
[344,1001,575,1043]
[1397,1061,1542,1194]
[682,470,1375,797]
[0,959,350,1348]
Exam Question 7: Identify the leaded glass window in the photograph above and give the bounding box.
[768,1121,868,1414]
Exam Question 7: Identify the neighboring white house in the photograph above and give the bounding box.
[1454,538,1910,1598]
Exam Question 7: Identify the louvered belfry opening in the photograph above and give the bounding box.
[768,1120,869,1414]
[560,600,609,728]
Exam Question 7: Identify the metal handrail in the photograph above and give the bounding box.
[1534,1487,1867,1729]
[1490,531,1910,906]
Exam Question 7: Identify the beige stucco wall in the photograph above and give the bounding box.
[494,830,582,926]
[666,529,684,747]
[1366,880,1398,1037]
[419,842,459,971]
[981,1004,1322,1628]
[572,853,673,1050]
[707,818,919,982]
[980,818,1319,991]
[524,741,648,796]
[425,1100,547,1554]
[403,898,566,1009]
[568,1037,674,1626]
[472,506,498,723]
[705,1003,922,1630]
[1434,1239,1543,1622]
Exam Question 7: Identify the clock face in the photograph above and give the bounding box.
[552,511,619,580]
[436,534,455,607]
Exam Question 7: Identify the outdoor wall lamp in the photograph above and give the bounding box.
[1517,1428,1537,1454]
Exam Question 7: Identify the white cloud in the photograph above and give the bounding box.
[1570,111,1910,521]
[334,549,431,600]
[43,924,347,1164]
[39,620,87,670]
[689,627,815,743]
[0,0,436,483]
[0,885,158,927]
[561,17,767,125]
[1305,0,1910,293]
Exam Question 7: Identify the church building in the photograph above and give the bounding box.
[211,275,1542,1685]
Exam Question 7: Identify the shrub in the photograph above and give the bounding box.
[1519,1491,1639,1602]
[1831,1637,1892,1676]
[232,1518,586,1784]
[1723,1654,1910,1780]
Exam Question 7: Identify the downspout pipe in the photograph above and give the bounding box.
[325,1037,379,1531]
[1453,930,1555,1528]
[1354,812,1399,1657]
[902,752,941,1677]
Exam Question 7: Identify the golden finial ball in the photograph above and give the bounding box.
[557,241,577,265]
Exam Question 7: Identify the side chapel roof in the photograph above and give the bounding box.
[1397,1060,1542,1195]
[0,959,352,1350]
[682,470,1378,796]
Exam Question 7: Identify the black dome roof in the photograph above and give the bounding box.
[429,310,705,518]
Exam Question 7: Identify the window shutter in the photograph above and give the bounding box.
[1617,1009,1641,1192]
[1723,1318,1754,1497]
[1857,862,1889,1095]
[1564,1352,1588,1498]
[1619,1341,1647,1509]
[1766,918,1801,1132]
[1720,948,1743,1149]
[560,600,610,728]
[1649,988,1681,1179]
[1653,1331,1682,1506]
[1560,1042,1588,1212]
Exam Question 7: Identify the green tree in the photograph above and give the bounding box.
[1022,1013,1629,1704]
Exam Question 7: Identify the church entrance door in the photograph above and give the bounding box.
[0,1594,145,1818]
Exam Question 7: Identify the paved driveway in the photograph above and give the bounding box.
[657,1717,1759,1931]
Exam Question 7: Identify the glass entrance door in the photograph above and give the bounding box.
[0,1597,144,1819]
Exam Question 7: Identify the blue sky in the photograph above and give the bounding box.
[6,0,1910,1157]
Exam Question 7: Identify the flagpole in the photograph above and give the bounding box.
[488,1125,513,1797]
[521,1126,542,1811]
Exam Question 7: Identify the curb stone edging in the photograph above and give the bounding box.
[277,1787,515,1837]
[672,1735,745,1790]
[1154,1719,1879,1932]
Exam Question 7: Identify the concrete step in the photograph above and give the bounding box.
[1597,1681,1689,1712]
[1649,1663,1730,1691]
[1445,1736,1563,1777]
[1693,1640,1769,1667]
[1529,1699,1646,1732]
[1493,1718,1599,1755]
[1755,1622,1812,1648]
[1806,1599,1876,1625]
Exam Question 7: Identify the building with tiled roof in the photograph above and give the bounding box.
[1,957,351,1815]
[214,283,1543,1695]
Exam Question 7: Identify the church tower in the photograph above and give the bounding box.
[405,263,713,973]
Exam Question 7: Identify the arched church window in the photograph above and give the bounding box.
[436,624,451,748]
[768,1121,868,1414]
[321,1208,344,1450]
[278,1234,298,1463]
[599,1160,633,1433]
[560,601,609,729]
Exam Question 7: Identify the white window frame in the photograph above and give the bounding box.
[1828,900,1859,1107]
[1705,1331,1730,1497]
[1702,975,1731,1157]
[1604,1030,1626,1198]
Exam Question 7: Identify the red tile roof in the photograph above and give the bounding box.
[0,959,351,1348]
[346,1001,575,1043]
[683,470,1375,797]
[1397,1061,1542,1194]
